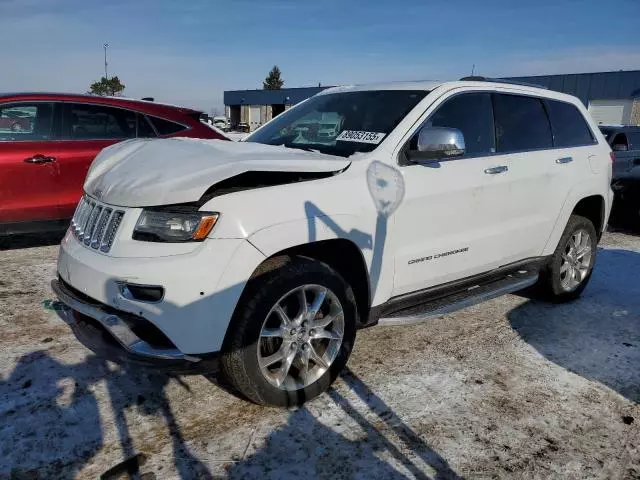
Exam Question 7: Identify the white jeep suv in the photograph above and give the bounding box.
[53,79,613,406]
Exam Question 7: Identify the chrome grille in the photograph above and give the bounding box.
[83,205,102,245]
[101,211,124,253]
[91,208,112,249]
[71,196,124,253]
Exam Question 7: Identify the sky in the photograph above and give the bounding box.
[2,0,639,113]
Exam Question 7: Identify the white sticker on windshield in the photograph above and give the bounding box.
[336,130,386,144]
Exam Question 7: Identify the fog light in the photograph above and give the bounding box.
[118,283,164,303]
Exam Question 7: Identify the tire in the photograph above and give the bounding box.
[541,214,597,302]
[220,255,358,407]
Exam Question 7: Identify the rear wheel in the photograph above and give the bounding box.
[541,214,597,302]
[220,256,357,407]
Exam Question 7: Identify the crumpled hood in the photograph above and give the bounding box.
[84,138,351,207]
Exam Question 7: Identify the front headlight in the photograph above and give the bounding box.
[133,210,219,242]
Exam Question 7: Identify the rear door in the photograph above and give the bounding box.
[0,102,61,225]
[56,103,155,218]
[491,93,569,260]
[499,95,598,259]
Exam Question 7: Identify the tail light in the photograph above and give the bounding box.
[610,151,616,163]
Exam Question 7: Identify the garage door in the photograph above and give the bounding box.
[588,99,633,125]
[249,106,262,131]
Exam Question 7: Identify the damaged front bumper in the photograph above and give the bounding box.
[52,278,218,372]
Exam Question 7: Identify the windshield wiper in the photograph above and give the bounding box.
[282,143,321,153]
[270,141,350,158]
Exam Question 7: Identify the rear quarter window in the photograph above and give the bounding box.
[546,100,595,147]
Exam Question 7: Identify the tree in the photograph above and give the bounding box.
[263,66,284,90]
[88,76,125,96]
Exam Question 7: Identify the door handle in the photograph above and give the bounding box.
[484,165,508,174]
[24,154,56,164]
[556,156,573,164]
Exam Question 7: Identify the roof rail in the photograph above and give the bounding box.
[459,76,548,89]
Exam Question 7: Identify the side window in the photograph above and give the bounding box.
[493,94,552,152]
[546,100,595,147]
[148,116,187,136]
[627,132,640,151]
[136,114,156,138]
[0,103,55,141]
[611,133,629,151]
[65,103,137,140]
[424,93,495,155]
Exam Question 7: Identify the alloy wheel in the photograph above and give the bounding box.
[559,228,593,292]
[257,284,344,391]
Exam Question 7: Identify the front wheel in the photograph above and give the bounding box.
[220,256,357,407]
[541,214,597,302]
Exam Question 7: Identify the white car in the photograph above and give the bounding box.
[53,79,613,407]
[212,116,229,131]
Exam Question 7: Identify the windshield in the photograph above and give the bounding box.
[245,90,428,157]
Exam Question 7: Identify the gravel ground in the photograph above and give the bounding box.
[0,230,638,479]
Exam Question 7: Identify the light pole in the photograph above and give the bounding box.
[103,43,109,80]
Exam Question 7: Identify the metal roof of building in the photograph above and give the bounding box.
[224,86,329,106]
[503,70,640,105]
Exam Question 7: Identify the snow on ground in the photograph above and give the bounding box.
[225,132,248,142]
[0,230,639,479]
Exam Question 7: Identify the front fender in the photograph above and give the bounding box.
[248,210,395,306]
[249,213,372,257]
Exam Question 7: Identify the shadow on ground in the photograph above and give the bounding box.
[0,350,212,479]
[227,367,460,479]
[509,248,640,403]
[607,199,640,235]
[1,351,459,478]
[0,231,65,251]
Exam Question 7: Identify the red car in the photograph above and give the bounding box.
[0,93,227,235]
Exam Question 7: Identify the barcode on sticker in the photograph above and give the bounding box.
[336,130,386,144]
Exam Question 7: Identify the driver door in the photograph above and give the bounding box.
[0,102,62,226]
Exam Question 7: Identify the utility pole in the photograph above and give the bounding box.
[103,43,109,80]
[471,64,475,76]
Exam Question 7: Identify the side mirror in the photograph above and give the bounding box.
[409,126,465,162]
[613,143,628,152]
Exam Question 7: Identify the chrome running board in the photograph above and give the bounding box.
[378,271,538,326]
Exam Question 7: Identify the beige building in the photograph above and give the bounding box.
[223,86,329,132]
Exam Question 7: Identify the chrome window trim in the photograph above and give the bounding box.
[398,89,600,166]
[0,99,193,142]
